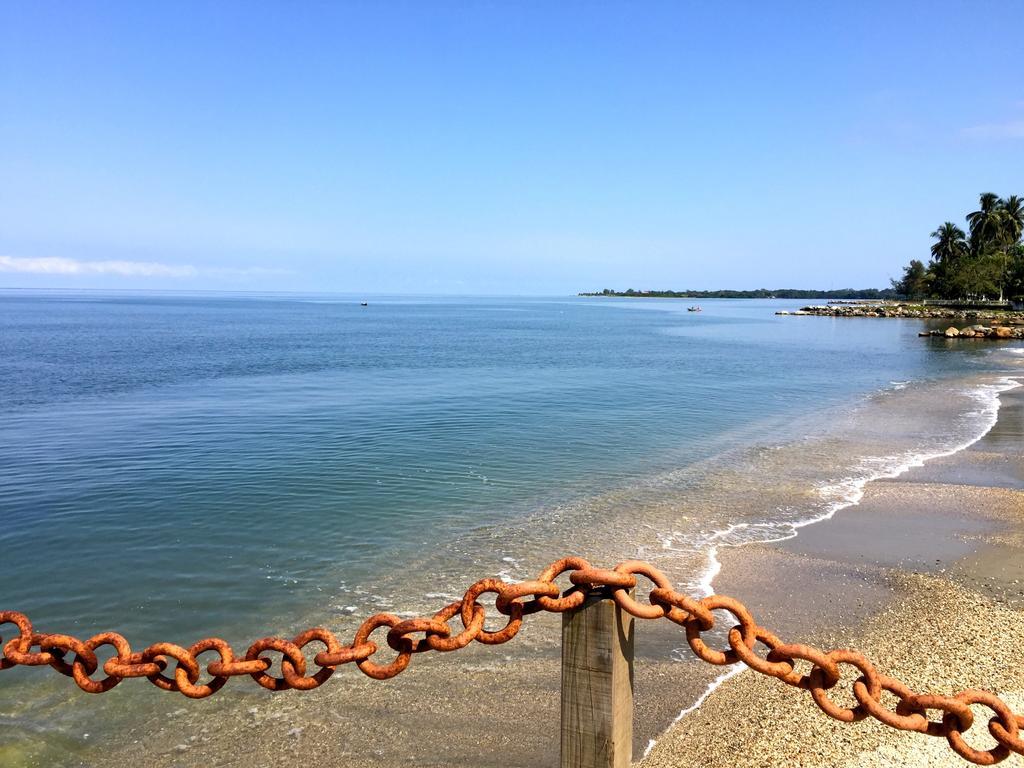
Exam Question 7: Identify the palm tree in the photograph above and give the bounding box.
[928,222,969,299]
[967,192,1003,255]
[1001,195,1024,245]
[989,195,1024,302]
[930,222,968,263]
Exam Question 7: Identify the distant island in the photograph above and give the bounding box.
[579,288,897,300]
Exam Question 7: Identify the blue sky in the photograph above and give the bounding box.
[2,1,1023,294]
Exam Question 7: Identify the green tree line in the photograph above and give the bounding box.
[893,193,1024,301]
[582,288,897,299]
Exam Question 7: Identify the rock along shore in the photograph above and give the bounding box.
[777,303,1024,323]
[921,324,1024,339]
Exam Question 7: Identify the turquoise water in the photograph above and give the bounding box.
[1,291,1020,765]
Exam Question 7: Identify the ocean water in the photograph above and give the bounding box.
[1,291,1021,765]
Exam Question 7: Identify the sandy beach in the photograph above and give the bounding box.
[642,381,1024,767]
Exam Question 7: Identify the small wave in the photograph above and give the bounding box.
[770,376,1014,535]
[497,555,525,582]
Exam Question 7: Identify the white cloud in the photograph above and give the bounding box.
[962,120,1024,139]
[0,255,294,278]
[0,255,198,277]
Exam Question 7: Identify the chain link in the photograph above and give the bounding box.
[2,558,1021,765]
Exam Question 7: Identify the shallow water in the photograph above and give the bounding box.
[1,291,1021,765]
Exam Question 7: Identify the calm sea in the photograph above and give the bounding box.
[1,291,1020,765]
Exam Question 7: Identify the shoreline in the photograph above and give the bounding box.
[637,377,1022,758]
[641,376,1024,766]
[634,374,1021,758]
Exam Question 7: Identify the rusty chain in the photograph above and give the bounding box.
[3,556,1023,765]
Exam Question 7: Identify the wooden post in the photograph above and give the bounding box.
[560,587,634,768]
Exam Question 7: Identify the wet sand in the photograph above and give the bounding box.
[66,381,1024,768]
[642,383,1024,767]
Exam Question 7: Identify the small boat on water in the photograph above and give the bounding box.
[687,306,702,312]
[361,302,368,307]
